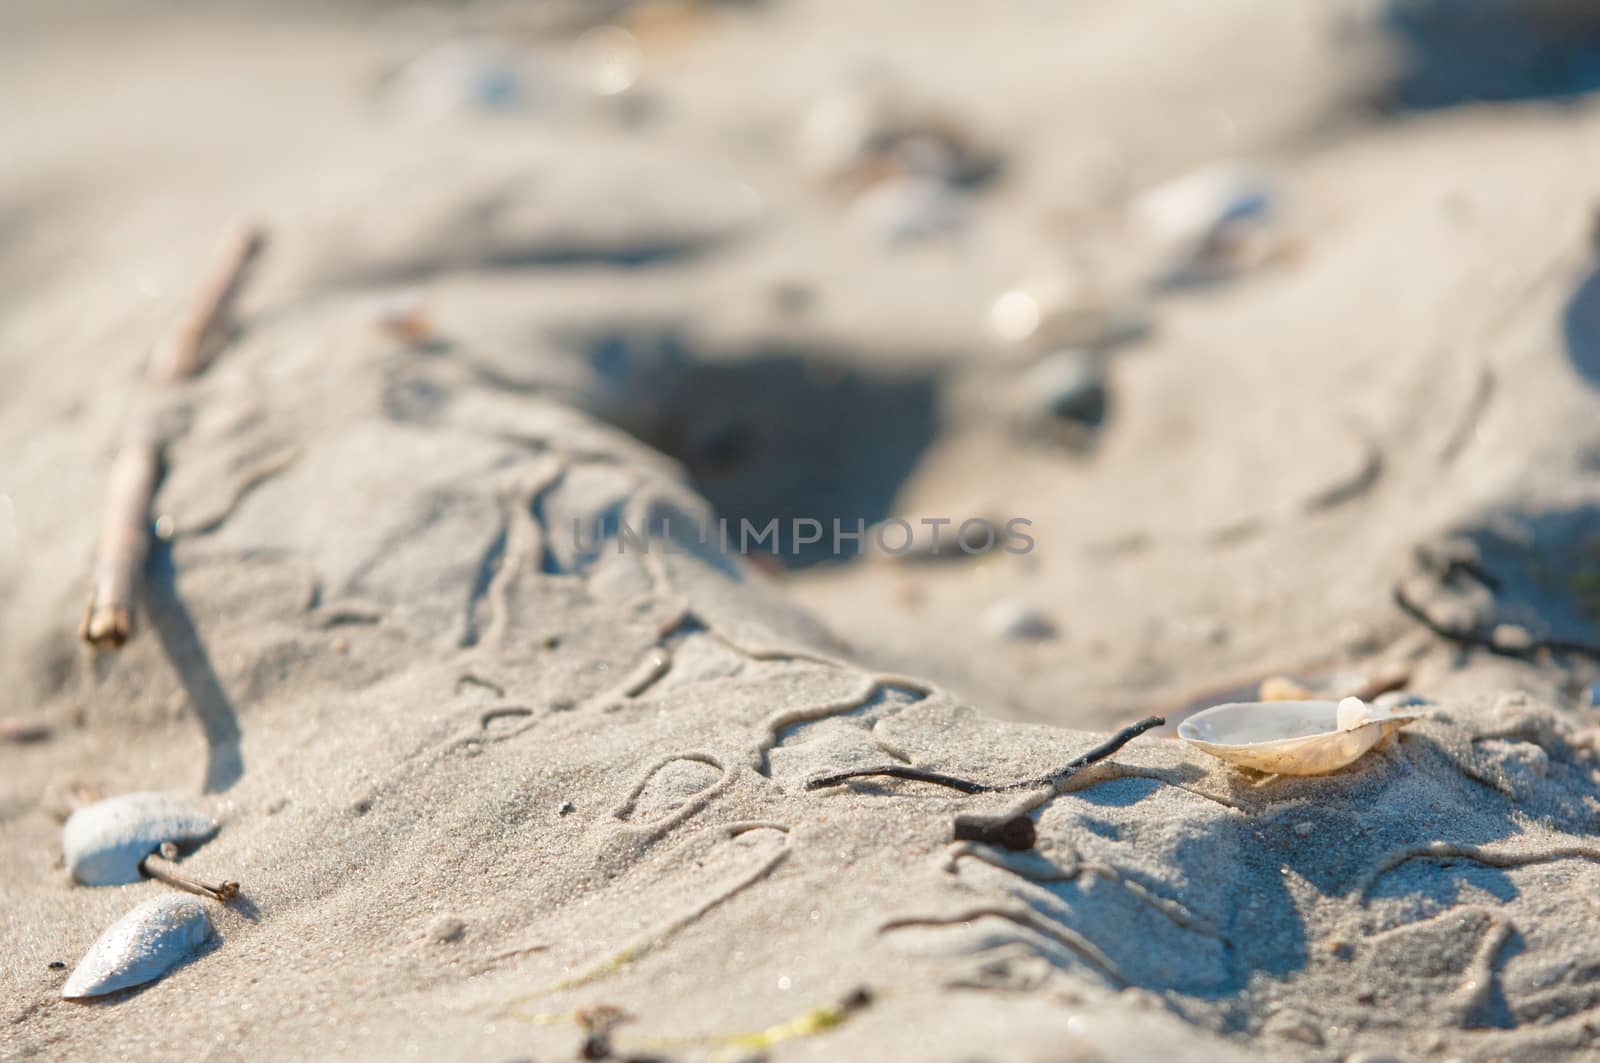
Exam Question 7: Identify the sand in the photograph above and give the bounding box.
[5,2,1600,1060]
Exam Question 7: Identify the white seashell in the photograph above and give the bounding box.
[62,894,215,999]
[980,599,1058,642]
[1132,164,1278,284]
[1134,165,1274,247]
[63,793,218,886]
[1177,697,1418,775]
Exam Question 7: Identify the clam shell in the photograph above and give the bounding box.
[62,894,215,999]
[63,793,218,886]
[1177,698,1417,775]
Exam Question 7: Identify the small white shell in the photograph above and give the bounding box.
[1134,165,1275,249]
[1178,697,1417,775]
[63,793,218,886]
[62,894,215,999]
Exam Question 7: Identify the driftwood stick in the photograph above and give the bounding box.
[79,432,161,648]
[79,222,267,650]
[150,224,267,383]
[141,844,240,903]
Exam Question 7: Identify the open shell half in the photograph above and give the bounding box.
[1177,697,1418,776]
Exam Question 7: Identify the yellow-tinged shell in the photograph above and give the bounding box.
[1177,697,1417,776]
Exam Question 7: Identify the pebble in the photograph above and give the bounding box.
[1491,623,1535,653]
[797,82,996,189]
[62,894,214,999]
[1263,1008,1323,1046]
[988,272,1149,354]
[426,915,467,944]
[1136,165,1274,239]
[63,793,218,886]
[1260,676,1312,701]
[1344,1053,1404,1063]
[1133,164,1279,284]
[1014,349,1107,428]
[989,287,1045,344]
[981,600,1058,642]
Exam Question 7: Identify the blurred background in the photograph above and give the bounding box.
[6,0,1600,731]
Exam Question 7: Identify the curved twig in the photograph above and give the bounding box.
[1392,585,1600,662]
[804,715,1165,794]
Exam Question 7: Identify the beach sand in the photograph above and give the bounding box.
[5,2,1600,1059]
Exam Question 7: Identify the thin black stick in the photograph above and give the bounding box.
[1392,584,1600,662]
[804,715,1165,794]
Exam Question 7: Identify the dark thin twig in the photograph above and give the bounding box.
[141,842,240,903]
[1413,542,1502,593]
[1392,584,1600,663]
[804,715,1165,794]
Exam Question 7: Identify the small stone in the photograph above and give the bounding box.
[1264,1008,1324,1046]
[557,800,576,816]
[989,288,1044,344]
[981,600,1058,642]
[1260,676,1312,701]
[1293,821,1315,837]
[952,811,1036,851]
[373,297,435,346]
[1344,1053,1404,1063]
[426,916,467,944]
[1491,623,1534,653]
[1133,164,1280,285]
[1183,617,1229,646]
[1015,349,1107,429]
[796,81,997,189]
